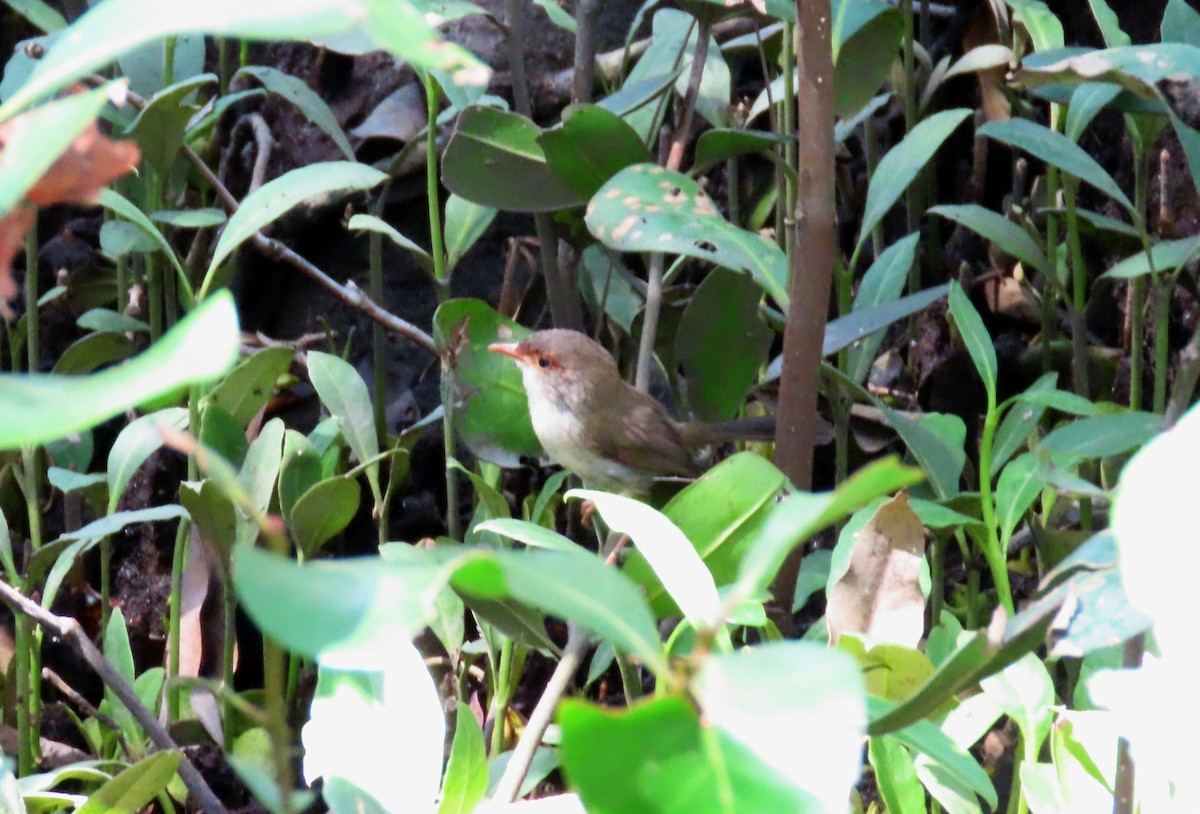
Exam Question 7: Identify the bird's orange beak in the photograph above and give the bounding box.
[488,341,524,362]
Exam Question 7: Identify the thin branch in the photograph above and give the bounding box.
[492,624,590,803]
[0,579,229,814]
[181,144,437,353]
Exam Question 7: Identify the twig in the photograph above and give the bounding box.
[41,667,122,733]
[181,144,437,353]
[506,0,582,329]
[492,624,590,803]
[242,113,275,195]
[572,0,601,104]
[0,579,229,814]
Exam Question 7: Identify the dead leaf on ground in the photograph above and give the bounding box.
[827,491,927,647]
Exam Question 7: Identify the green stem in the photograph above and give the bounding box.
[1042,168,1061,375]
[617,652,641,702]
[1153,278,1170,413]
[1062,178,1089,398]
[166,520,190,721]
[163,37,176,87]
[368,230,388,453]
[489,638,514,754]
[976,405,1015,616]
[13,616,33,775]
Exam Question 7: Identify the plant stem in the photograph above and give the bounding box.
[167,520,190,720]
[368,229,388,453]
[489,638,514,755]
[1062,178,1089,398]
[1153,278,1169,412]
[772,0,837,614]
[976,405,1014,615]
[1042,167,1061,375]
[494,625,589,803]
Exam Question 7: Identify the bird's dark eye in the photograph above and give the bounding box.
[537,356,551,368]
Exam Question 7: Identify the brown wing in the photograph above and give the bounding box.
[585,389,700,479]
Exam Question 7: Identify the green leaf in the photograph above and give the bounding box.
[981,652,1056,753]
[695,642,866,811]
[308,351,382,504]
[302,649,444,813]
[832,0,904,116]
[571,489,721,628]
[76,308,149,334]
[948,281,997,406]
[1013,386,1100,416]
[442,106,584,212]
[675,268,772,421]
[236,65,354,159]
[4,0,65,32]
[539,104,653,199]
[100,188,191,297]
[870,736,925,814]
[201,404,249,469]
[820,284,951,361]
[733,457,924,602]
[929,204,1052,277]
[279,430,324,530]
[995,453,1044,547]
[291,477,361,558]
[236,418,286,548]
[691,129,795,178]
[1163,0,1200,45]
[1086,0,1131,47]
[106,408,188,512]
[74,751,181,814]
[560,695,820,813]
[179,479,236,569]
[623,453,787,617]
[845,233,920,384]
[1008,0,1064,51]
[53,331,134,374]
[125,74,214,173]
[474,518,577,552]
[348,213,435,277]
[586,164,789,308]
[438,702,487,814]
[870,697,997,809]
[443,194,497,274]
[206,346,293,428]
[1102,233,1200,279]
[432,298,540,466]
[234,543,447,668]
[101,608,137,743]
[0,0,486,120]
[991,373,1055,477]
[452,547,669,675]
[1041,411,1162,459]
[150,207,227,228]
[118,34,205,98]
[979,118,1134,212]
[857,109,972,254]
[204,162,387,294]
[0,83,113,218]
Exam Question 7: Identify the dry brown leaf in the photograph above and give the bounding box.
[963,5,1010,123]
[0,103,140,313]
[827,491,927,647]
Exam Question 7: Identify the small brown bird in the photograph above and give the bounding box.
[489,329,777,495]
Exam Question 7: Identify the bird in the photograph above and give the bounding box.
[489,329,780,496]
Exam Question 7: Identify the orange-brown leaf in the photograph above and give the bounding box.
[23,121,141,207]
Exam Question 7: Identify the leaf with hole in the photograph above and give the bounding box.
[586,164,789,308]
